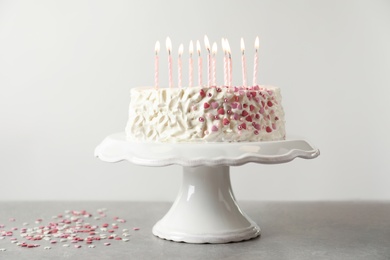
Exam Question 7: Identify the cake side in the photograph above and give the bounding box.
[126,86,286,142]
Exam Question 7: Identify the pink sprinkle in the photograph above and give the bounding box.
[50,240,57,244]
[74,245,81,248]
[133,227,140,231]
[211,125,218,132]
[211,102,218,109]
[117,219,126,223]
[0,224,5,228]
[104,243,111,246]
[9,218,15,222]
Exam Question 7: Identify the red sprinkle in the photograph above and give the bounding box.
[217,108,225,115]
[204,102,210,109]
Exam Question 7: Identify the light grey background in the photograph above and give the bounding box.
[0,0,389,201]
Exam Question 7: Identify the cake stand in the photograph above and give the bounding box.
[95,132,320,244]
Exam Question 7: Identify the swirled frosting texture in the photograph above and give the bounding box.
[126,86,286,142]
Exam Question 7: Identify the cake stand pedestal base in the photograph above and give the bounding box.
[95,133,320,244]
[153,166,260,243]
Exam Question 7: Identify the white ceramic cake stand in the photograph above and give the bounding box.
[94,132,320,244]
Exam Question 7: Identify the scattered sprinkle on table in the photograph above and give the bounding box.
[0,208,140,251]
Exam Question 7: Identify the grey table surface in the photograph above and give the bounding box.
[0,201,389,260]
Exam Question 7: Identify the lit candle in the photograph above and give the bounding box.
[253,36,259,86]
[178,44,183,88]
[222,38,228,86]
[154,41,160,89]
[204,35,211,86]
[225,39,232,86]
[189,40,194,87]
[166,37,173,88]
[196,40,202,86]
[212,42,217,86]
[240,38,247,87]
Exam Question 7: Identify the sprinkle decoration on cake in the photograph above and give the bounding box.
[126,36,286,142]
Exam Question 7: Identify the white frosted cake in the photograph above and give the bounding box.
[126,85,285,142]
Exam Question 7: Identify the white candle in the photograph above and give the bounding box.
[189,40,193,87]
[197,40,202,86]
[204,35,211,87]
[212,42,217,86]
[154,41,160,89]
[166,37,173,88]
[225,39,232,86]
[253,36,259,86]
[222,38,228,86]
[241,38,247,87]
[178,44,183,88]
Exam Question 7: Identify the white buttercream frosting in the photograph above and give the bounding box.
[126,86,286,143]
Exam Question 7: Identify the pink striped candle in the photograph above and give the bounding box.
[196,40,202,86]
[226,39,232,86]
[189,41,194,87]
[222,38,228,86]
[178,44,183,88]
[240,38,247,87]
[166,37,173,88]
[253,36,259,86]
[212,42,217,86]
[204,35,211,86]
[154,41,160,89]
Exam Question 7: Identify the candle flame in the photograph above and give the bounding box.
[178,44,183,56]
[255,36,259,51]
[155,41,160,54]
[166,37,172,54]
[225,39,231,56]
[204,35,210,52]
[221,38,226,53]
[189,40,194,56]
[212,42,217,55]
[196,40,201,56]
[240,38,245,54]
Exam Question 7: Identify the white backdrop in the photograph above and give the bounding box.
[1,0,389,201]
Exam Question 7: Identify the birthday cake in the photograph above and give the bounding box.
[126,85,285,142]
[125,36,286,143]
